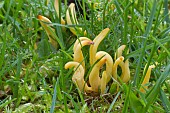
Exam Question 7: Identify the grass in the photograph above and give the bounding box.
[0,0,170,112]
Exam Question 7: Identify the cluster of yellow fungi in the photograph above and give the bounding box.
[65,28,130,94]
[37,0,156,95]
[65,28,156,94]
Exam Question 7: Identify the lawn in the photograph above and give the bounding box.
[0,0,170,112]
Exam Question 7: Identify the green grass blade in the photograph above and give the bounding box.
[151,36,170,57]
[163,0,169,24]
[160,88,170,112]
[50,78,58,113]
[14,53,22,107]
[122,83,131,113]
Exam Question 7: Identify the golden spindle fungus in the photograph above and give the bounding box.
[140,65,155,93]
[115,45,126,66]
[114,45,130,83]
[112,56,124,80]
[89,56,106,92]
[116,45,126,58]
[73,37,92,52]
[100,71,107,94]
[95,51,113,83]
[65,62,92,92]
[37,15,58,49]
[73,39,94,69]
[66,3,86,36]
[54,0,66,25]
[120,60,130,83]
[90,28,110,65]
[37,15,52,23]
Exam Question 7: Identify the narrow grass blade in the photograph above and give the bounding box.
[151,36,170,57]
[122,83,131,113]
[50,78,58,113]
[160,88,170,112]
[163,0,169,23]
[15,53,22,107]
[0,38,6,69]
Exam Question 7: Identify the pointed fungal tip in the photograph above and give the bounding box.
[37,15,42,19]
[119,56,124,61]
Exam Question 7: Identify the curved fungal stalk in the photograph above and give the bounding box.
[112,56,124,80]
[116,45,126,58]
[120,60,130,83]
[66,3,86,36]
[89,28,110,65]
[54,0,66,25]
[140,64,155,93]
[114,45,130,83]
[37,15,58,49]
[95,51,113,83]
[100,71,107,94]
[115,45,126,66]
[89,56,106,92]
[73,39,94,69]
[73,37,92,52]
[65,62,92,92]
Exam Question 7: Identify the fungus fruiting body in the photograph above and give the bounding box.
[89,56,106,92]
[54,0,66,25]
[100,71,107,94]
[112,56,124,80]
[73,37,92,52]
[120,60,130,83]
[140,65,155,93]
[65,61,92,92]
[95,51,113,83]
[73,39,94,69]
[115,45,130,83]
[90,28,110,65]
[37,15,58,49]
[66,3,86,35]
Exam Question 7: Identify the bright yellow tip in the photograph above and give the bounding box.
[116,45,126,59]
[37,15,51,23]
